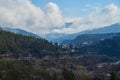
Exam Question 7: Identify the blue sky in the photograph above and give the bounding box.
[32,0,120,17]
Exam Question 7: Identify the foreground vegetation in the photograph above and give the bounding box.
[0,59,120,80]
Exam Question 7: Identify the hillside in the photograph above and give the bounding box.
[62,33,117,46]
[0,30,60,58]
[79,33,120,57]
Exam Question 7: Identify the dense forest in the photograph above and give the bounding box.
[0,29,61,58]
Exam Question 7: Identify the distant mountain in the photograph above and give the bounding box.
[65,22,73,28]
[44,33,66,41]
[0,27,2,30]
[53,23,120,43]
[44,22,73,41]
[1,27,40,38]
[78,23,120,34]
[62,33,117,46]
[79,33,120,57]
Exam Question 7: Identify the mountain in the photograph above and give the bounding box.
[65,22,73,28]
[62,33,117,46]
[44,33,66,41]
[53,23,120,43]
[0,29,60,58]
[77,23,120,34]
[44,22,73,41]
[79,33,120,57]
[1,27,40,38]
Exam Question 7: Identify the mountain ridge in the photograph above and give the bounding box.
[62,33,117,46]
[52,23,120,43]
[0,29,59,58]
[1,27,41,38]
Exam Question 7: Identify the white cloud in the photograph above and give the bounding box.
[45,2,64,27]
[0,0,65,35]
[53,4,120,34]
[0,1,120,37]
[102,4,120,22]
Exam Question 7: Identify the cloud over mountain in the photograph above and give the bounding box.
[0,0,120,36]
[53,4,120,34]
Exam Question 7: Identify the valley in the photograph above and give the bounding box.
[0,0,120,80]
[0,25,120,80]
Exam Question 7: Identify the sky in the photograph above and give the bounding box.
[32,0,120,18]
[0,0,120,37]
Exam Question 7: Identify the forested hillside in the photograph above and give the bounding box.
[79,33,120,57]
[62,33,117,45]
[0,30,60,58]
